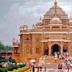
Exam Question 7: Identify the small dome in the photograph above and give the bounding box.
[37,17,43,24]
[20,25,28,31]
[23,25,28,30]
[36,19,43,26]
[50,16,62,24]
[32,24,35,29]
[23,25,28,28]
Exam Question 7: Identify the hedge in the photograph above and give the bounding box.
[0,64,26,72]
[0,68,7,72]
[12,66,32,72]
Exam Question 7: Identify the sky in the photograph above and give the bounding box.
[0,0,72,45]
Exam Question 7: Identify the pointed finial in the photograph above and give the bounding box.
[54,0,58,5]
[40,17,41,20]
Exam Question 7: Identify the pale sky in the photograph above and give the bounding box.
[0,0,72,45]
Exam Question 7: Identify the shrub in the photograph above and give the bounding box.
[0,68,7,72]
[7,64,26,71]
[7,64,18,71]
[18,64,26,68]
[7,66,13,71]
[0,65,2,68]
[12,66,30,72]
[9,59,16,63]
[0,59,8,63]
[0,62,26,71]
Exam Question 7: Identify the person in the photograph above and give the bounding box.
[32,66,35,72]
[57,52,60,58]
[58,63,62,69]
[61,54,65,59]
[40,66,42,72]
[54,52,57,58]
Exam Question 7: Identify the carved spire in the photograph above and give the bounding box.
[54,0,58,16]
[54,0,58,5]
[40,16,41,20]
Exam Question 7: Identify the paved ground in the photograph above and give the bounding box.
[34,65,72,72]
[34,68,72,72]
[41,69,72,72]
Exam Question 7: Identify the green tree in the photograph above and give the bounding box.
[0,42,4,50]
[4,45,12,50]
[0,42,12,51]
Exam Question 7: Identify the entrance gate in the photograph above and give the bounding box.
[51,44,60,55]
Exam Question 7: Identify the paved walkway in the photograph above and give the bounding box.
[35,68,72,72]
[34,68,72,72]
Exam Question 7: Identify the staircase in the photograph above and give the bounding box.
[37,56,65,68]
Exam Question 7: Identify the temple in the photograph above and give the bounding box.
[12,1,72,63]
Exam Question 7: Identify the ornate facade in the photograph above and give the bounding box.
[12,1,72,63]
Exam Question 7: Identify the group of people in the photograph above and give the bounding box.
[54,51,69,59]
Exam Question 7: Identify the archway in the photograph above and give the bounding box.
[63,48,68,53]
[51,44,60,55]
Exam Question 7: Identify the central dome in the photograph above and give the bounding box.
[43,2,68,19]
[50,16,62,24]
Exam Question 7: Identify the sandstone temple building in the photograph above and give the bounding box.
[12,1,72,62]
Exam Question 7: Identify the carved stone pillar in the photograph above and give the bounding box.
[42,42,44,55]
[32,35,36,57]
[68,42,71,56]
[61,42,63,54]
[49,42,51,56]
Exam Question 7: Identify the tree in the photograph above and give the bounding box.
[4,45,12,50]
[0,42,12,51]
[0,42,4,50]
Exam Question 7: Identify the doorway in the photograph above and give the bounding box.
[44,48,49,55]
[51,44,60,55]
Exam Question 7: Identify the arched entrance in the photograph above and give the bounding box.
[51,44,60,55]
